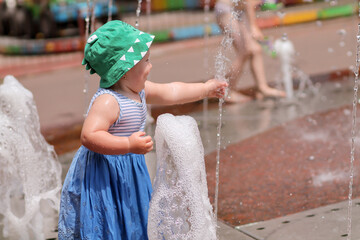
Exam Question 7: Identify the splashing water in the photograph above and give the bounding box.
[90,0,96,33]
[83,0,92,117]
[135,0,143,28]
[212,4,236,229]
[146,0,152,32]
[202,0,211,130]
[0,75,62,240]
[138,0,154,136]
[148,114,216,240]
[347,22,360,240]
[273,34,317,99]
[107,0,113,22]
[274,34,295,99]
[293,67,318,98]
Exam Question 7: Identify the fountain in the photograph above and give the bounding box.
[135,0,143,28]
[202,0,212,130]
[274,33,295,99]
[83,0,92,117]
[148,114,216,240]
[0,75,62,240]
[346,20,360,240]
[274,33,318,100]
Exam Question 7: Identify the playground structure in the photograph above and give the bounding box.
[0,0,357,55]
[0,0,118,39]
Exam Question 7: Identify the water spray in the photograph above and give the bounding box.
[274,33,295,99]
[347,18,360,240]
[83,0,92,118]
[203,0,211,130]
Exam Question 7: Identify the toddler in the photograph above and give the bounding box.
[58,20,227,240]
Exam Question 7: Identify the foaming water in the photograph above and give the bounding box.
[0,76,62,239]
[274,34,317,100]
[274,34,295,99]
[148,114,216,240]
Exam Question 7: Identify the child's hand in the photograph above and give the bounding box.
[205,79,228,99]
[128,132,153,154]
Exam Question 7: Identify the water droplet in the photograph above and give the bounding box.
[329,0,338,6]
[308,155,315,161]
[339,41,345,47]
[328,48,334,53]
[337,29,346,36]
[316,21,322,27]
[276,11,286,19]
[343,109,351,115]
[347,51,353,57]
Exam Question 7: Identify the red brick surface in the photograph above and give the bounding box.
[205,105,360,226]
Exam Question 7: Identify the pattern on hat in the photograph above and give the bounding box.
[119,32,155,68]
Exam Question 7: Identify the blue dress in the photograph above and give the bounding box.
[58,88,152,240]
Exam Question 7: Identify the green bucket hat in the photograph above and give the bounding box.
[82,20,155,88]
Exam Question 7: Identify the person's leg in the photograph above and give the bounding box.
[217,13,251,103]
[226,29,249,89]
[246,33,286,98]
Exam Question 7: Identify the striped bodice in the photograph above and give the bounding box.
[87,88,147,137]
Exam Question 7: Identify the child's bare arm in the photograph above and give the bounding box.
[145,79,228,105]
[81,95,153,155]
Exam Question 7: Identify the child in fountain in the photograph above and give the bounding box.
[214,0,285,102]
[57,20,227,240]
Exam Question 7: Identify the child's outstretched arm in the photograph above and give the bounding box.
[81,94,153,155]
[145,79,228,105]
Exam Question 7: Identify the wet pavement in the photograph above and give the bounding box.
[204,78,356,222]
[236,198,360,240]
[55,74,360,239]
[163,76,360,239]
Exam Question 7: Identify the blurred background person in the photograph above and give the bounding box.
[214,0,286,103]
